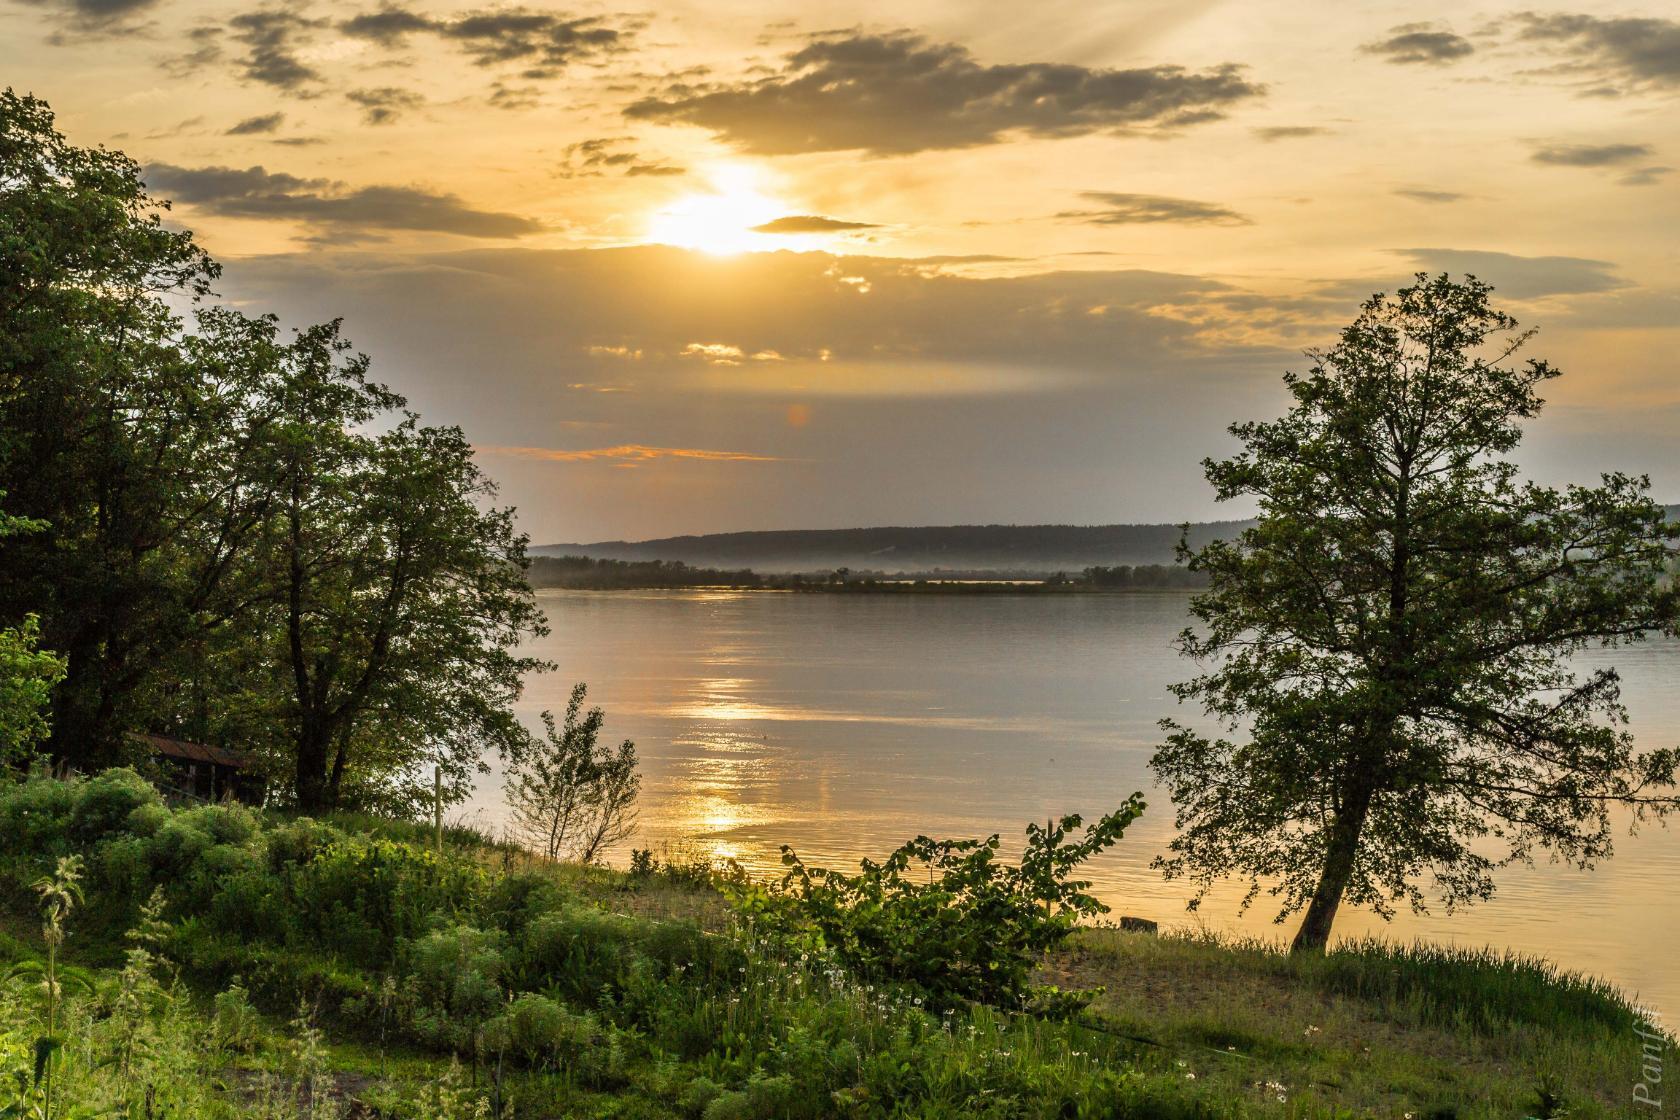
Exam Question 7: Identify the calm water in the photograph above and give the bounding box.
[466,589,1680,1017]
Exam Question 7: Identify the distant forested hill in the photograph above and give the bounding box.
[538,506,1680,575]
[534,521,1258,574]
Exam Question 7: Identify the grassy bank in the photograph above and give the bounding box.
[0,771,1662,1119]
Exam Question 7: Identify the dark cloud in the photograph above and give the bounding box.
[558,138,683,178]
[1513,12,1680,92]
[18,0,157,33]
[228,9,325,91]
[347,86,424,125]
[1252,125,1329,142]
[1057,192,1250,226]
[143,163,543,239]
[162,26,225,77]
[1395,249,1625,299]
[752,215,878,234]
[1394,188,1466,204]
[226,112,285,135]
[1361,23,1475,65]
[1618,165,1673,187]
[1527,140,1670,187]
[339,5,627,79]
[625,32,1263,156]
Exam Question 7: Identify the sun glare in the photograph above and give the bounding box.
[645,164,785,256]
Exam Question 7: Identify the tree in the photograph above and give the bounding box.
[1153,274,1680,953]
[505,684,640,863]
[220,319,550,812]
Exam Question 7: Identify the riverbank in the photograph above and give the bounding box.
[1,771,1663,1119]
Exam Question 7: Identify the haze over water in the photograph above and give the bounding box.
[469,589,1680,1019]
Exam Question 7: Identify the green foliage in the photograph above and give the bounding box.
[0,615,63,767]
[1156,274,1680,952]
[736,797,1145,1011]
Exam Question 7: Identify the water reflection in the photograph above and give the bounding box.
[469,589,1680,1018]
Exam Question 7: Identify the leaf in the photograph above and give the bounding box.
[32,1036,60,1088]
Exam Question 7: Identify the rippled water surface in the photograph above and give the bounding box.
[466,589,1679,1017]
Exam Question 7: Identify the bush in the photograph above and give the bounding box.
[404,924,507,1052]
[735,797,1146,1011]
[68,768,161,843]
[290,837,488,965]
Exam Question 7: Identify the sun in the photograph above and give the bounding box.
[645,164,786,256]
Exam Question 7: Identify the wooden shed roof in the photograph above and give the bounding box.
[132,732,255,770]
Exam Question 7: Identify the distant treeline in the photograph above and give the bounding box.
[527,555,1208,592]
[528,556,765,589]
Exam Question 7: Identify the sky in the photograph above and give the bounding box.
[4,0,1678,543]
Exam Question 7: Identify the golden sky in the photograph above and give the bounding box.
[5,0,1677,541]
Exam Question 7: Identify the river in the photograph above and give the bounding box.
[464,589,1679,1017]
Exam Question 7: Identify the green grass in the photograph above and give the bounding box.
[1057,927,1656,1118]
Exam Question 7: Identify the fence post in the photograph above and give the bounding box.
[434,766,443,855]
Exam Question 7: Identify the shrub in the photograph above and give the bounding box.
[736,798,1146,1011]
[68,769,161,843]
[291,837,488,965]
[519,904,640,1003]
[404,924,507,1052]
[0,775,77,882]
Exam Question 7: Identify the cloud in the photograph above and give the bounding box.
[625,32,1263,156]
[339,5,627,79]
[1618,165,1673,187]
[347,86,424,125]
[1512,12,1680,92]
[1394,188,1466,203]
[479,444,782,463]
[228,9,325,91]
[1252,125,1329,142]
[752,215,878,234]
[1361,23,1474,65]
[142,163,544,239]
[1056,191,1250,226]
[1530,141,1653,167]
[17,0,157,34]
[557,138,684,178]
[1395,248,1626,299]
[226,112,286,135]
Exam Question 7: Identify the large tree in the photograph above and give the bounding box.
[218,318,549,813]
[1153,274,1680,952]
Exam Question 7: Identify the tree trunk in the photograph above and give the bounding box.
[294,723,332,813]
[1290,781,1375,954]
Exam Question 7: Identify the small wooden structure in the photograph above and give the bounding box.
[133,732,265,805]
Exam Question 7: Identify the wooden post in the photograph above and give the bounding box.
[433,766,444,855]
